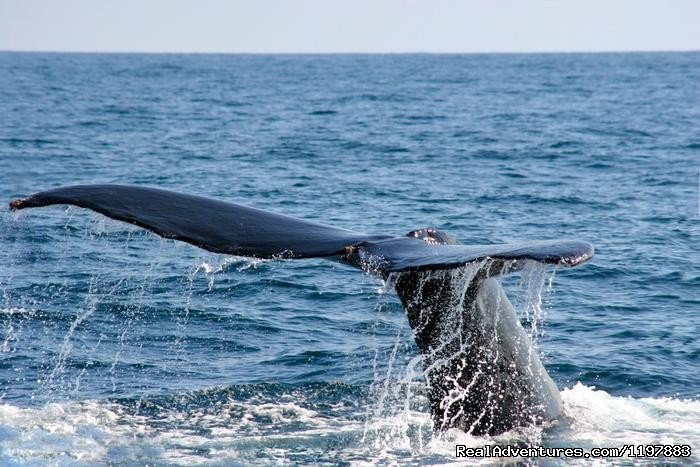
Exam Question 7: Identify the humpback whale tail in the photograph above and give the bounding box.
[10,184,593,436]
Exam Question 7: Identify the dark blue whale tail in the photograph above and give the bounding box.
[10,184,393,259]
[10,184,592,273]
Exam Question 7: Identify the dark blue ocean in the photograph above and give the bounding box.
[0,52,698,465]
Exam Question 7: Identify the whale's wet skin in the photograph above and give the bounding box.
[2,52,699,465]
[393,270,562,435]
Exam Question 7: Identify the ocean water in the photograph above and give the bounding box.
[0,52,698,465]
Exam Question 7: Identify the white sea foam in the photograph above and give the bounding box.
[0,401,144,466]
[1,385,697,465]
[0,396,352,465]
[0,307,32,315]
[560,382,700,448]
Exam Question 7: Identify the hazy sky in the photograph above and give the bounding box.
[1,0,699,53]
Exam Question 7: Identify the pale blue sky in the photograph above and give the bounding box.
[1,0,698,53]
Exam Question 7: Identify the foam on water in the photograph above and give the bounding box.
[559,383,700,450]
[1,385,697,465]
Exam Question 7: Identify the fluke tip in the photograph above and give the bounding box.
[9,198,25,211]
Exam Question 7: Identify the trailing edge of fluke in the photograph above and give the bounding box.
[9,184,593,275]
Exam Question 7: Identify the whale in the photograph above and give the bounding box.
[9,184,593,436]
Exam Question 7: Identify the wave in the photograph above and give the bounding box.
[1,383,697,466]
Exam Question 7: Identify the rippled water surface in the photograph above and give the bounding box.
[1,52,699,465]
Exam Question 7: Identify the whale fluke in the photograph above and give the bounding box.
[9,184,392,259]
[352,236,592,274]
[10,184,594,436]
[9,184,592,274]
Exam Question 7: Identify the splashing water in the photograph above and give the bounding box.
[363,261,560,451]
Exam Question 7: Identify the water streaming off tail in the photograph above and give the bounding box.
[364,260,557,451]
[512,261,557,343]
[0,212,207,402]
[42,215,169,399]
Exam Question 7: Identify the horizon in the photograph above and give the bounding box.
[1,49,698,56]
[2,0,699,55]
